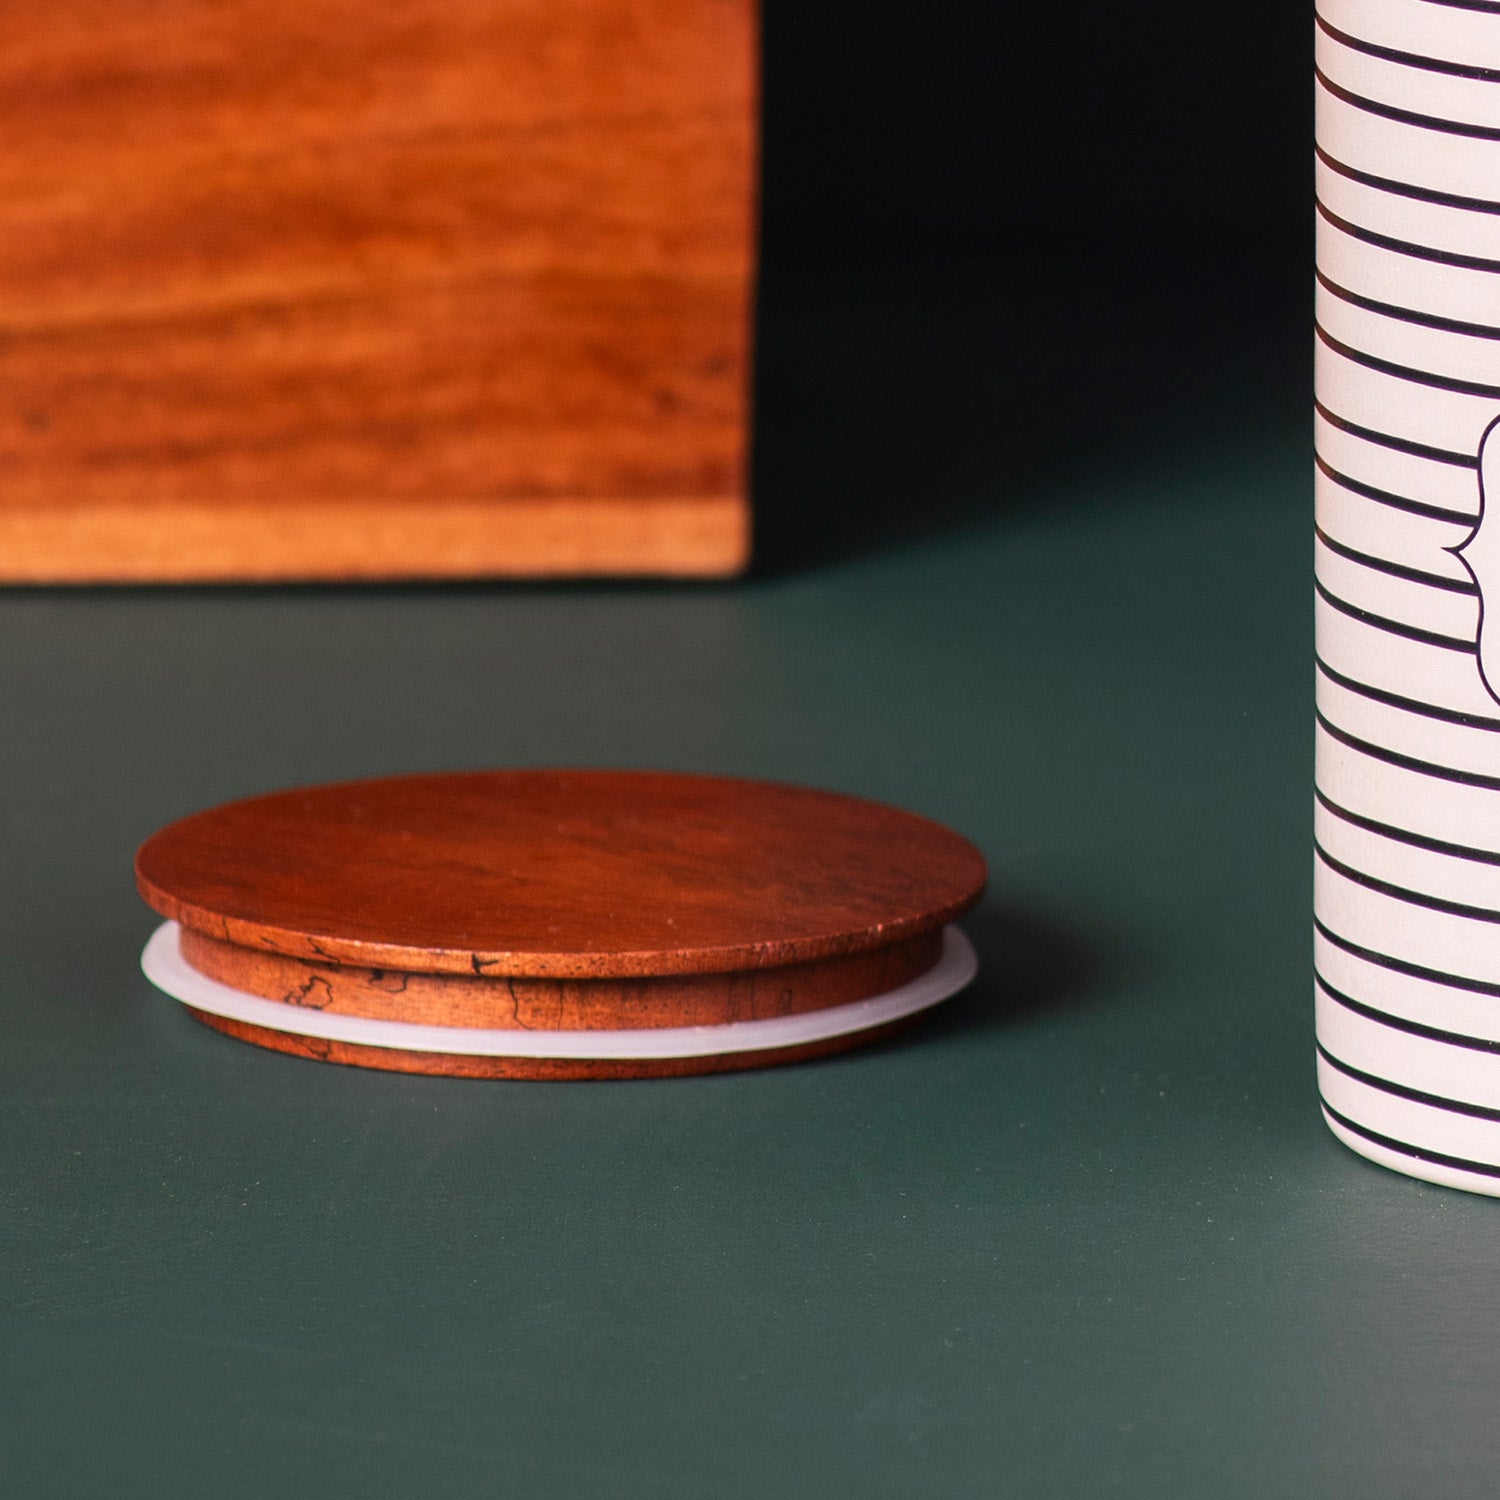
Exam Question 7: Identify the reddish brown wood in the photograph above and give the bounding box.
[136,771,988,979]
[0,0,754,580]
[178,924,945,1030]
[138,770,986,1078]
[186,1008,924,1079]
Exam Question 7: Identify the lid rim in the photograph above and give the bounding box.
[139,880,984,980]
[134,769,988,978]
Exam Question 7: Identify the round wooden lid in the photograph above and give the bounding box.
[135,770,987,980]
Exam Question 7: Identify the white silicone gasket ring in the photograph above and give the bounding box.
[141,920,978,1061]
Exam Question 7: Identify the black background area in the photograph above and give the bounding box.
[752,0,1311,570]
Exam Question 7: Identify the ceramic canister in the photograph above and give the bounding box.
[1315,0,1500,1192]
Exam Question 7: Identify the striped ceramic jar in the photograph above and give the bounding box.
[1316,0,1500,1192]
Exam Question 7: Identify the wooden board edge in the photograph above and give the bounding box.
[0,494,750,581]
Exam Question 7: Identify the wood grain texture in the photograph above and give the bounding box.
[0,0,754,579]
[178,925,945,1030]
[136,770,988,978]
[185,1008,924,1079]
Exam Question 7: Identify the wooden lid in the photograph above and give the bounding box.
[135,770,987,980]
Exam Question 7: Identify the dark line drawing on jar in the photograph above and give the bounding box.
[1451,414,1500,707]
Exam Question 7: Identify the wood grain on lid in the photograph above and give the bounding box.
[135,770,987,979]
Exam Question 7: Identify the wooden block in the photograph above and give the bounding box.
[135,770,988,1078]
[0,0,755,580]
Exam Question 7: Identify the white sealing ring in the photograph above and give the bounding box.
[142,920,978,1061]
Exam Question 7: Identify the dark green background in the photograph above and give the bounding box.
[8,257,1493,1495]
[4,1,1449,1488]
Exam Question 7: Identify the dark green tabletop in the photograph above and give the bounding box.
[4,316,1479,1495]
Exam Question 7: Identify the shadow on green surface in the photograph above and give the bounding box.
[890,900,1131,1057]
[750,253,1309,578]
